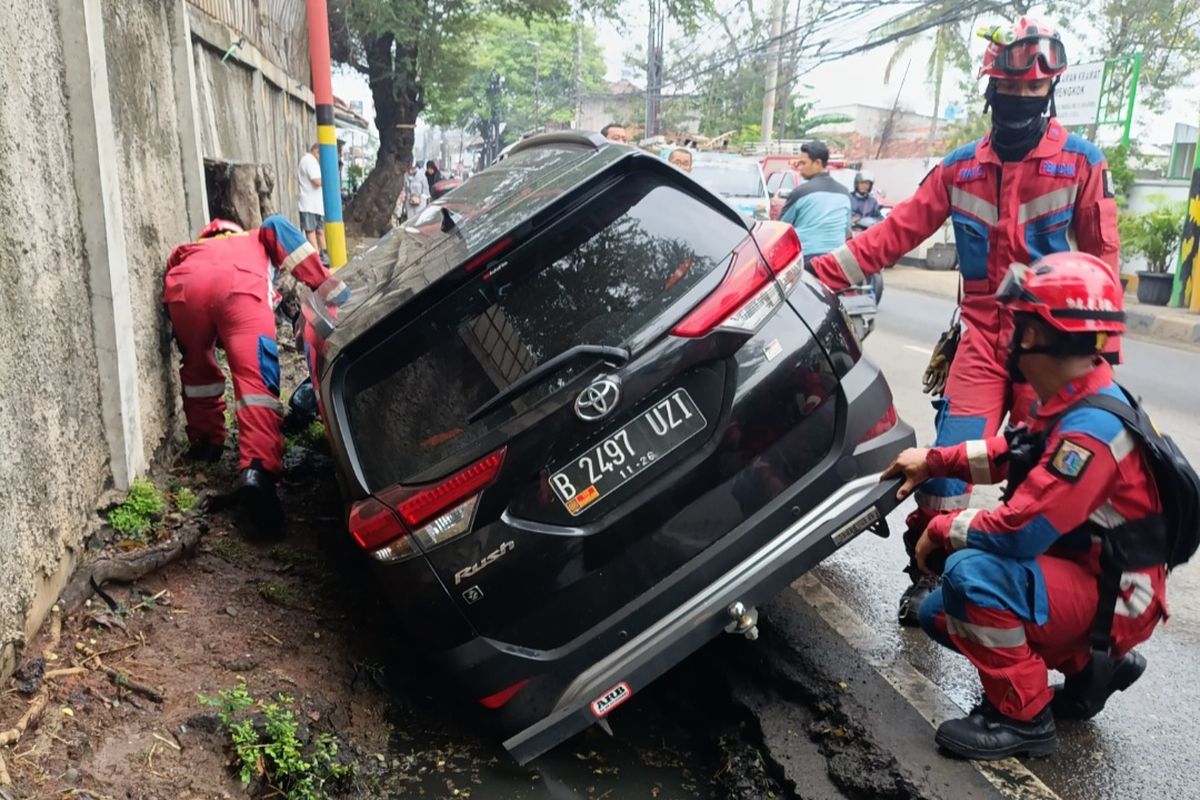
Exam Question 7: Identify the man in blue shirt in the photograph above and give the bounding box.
[780,141,851,262]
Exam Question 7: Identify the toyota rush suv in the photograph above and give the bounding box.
[299,132,915,764]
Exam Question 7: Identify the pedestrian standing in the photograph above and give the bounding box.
[779,140,851,263]
[807,17,1120,626]
[398,160,430,221]
[426,160,447,200]
[297,144,326,259]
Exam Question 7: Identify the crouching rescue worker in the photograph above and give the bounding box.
[164,216,348,535]
[883,253,1199,759]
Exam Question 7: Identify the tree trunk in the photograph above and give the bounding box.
[345,33,422,237]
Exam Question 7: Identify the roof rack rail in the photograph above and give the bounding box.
[506,131,608,157]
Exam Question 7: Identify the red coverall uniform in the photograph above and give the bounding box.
[811,119,1121,555]
[917,361,1167,721]
[164,216,335,476]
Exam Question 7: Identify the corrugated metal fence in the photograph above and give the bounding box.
[188,0,308,77]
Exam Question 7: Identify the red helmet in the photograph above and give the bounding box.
[197,219,243,240]
[979,17,1067,81]
[997,252,1125,336]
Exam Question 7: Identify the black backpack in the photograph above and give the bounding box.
[1004,383,1200,670]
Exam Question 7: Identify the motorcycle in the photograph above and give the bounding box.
[834,216,887,341]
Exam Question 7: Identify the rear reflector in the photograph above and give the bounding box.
[672,222,803,337]
[479,679,530,709]
[860,404,898,444]
[349,448,507,564]
[465,236,513,273]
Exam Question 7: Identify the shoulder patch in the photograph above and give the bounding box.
[1049,439,1094,482]
[1062,135,1105,166]
[1103,169,1116,198]
[942,141,980,167]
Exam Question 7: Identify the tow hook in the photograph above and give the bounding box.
[725,602,759,640]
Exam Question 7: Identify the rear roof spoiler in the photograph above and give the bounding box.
[507,131,609,158]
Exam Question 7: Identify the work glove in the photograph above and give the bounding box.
[922,318,961,396]
[806,253,851,291]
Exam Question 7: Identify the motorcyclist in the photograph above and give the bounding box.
[850,170,883,224]
[807,16,1120,626]
[882,253,1164,760]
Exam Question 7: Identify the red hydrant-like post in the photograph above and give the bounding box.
[305,0,347,269]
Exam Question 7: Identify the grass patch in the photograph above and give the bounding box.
[108,478,166,540]
[198,683,355,800]
[211,535,250,564]
[175,486,199,512]
[258,581,313,611]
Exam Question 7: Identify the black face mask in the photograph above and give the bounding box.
[989,90,1051,162]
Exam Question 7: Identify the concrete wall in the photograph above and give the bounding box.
[104,0,192,458]
[188,5,315,225]
[0,0,314,681]
[0,0,114,679]
[1121,178,1193,274]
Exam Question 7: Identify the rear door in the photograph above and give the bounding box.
[336,168,776,648]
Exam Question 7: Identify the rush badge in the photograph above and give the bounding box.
[1049,439,1094,482]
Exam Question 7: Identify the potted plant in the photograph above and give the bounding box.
[1119,199,1185,306]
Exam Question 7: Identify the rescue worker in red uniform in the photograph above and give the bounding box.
[882,253,1165,759]
[808,17,1121,624]
[164,216,348,533]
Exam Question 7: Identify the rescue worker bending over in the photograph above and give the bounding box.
[883,254,1164,759]
[808,17,1120,626]
[163,216,348,535]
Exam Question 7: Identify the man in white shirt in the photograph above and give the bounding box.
[296,144,326,254]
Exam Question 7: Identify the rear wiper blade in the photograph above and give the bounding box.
[467,344,630,424]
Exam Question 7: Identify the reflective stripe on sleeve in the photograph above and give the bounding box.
[183,382,226,398]
[965,439,991,485]
[915,489,971,512]
[279,241,318,275]
[1114,572,1155,618]
[949,507,982,551]
[830,244,866,285]
[235,395,285,415]
[946,616,1027,648]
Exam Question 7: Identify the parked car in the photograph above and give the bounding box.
[298,131,915,765]
[690,153,771,222]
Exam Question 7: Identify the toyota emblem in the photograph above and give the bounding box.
[575,376,621,422]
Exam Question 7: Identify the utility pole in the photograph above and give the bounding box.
[526,39,542,131]
[573,0,583,128]
[644,0,664,137]
[760,0,784,144]
[304,0,346,269]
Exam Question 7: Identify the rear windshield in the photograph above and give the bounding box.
[342,173,748,488]
[692,160,763,198]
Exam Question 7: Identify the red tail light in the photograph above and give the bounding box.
[465,236,513,273]
[859,404,898,444]
[478,679,530,709]
[348,448,507,563]
[672,222,803,337]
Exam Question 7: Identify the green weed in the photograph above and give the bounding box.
[175,487,198,512]
[107,478,166,538]
[198,683,354,799]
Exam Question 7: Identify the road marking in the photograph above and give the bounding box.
[904,345,931,354]
[793,573,1064,800]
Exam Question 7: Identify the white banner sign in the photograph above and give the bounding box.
[1055,60,1105,127]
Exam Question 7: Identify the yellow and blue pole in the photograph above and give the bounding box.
[305,0,347,270]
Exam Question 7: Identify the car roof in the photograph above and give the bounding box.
[321,136,686,349]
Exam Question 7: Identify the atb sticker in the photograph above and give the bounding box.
[590,681,632,718]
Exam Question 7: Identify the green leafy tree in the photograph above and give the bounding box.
[443,15,607,161]
[877,6,973,154]
[1092,0,1200,113]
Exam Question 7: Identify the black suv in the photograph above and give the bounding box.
[300,132,915,763]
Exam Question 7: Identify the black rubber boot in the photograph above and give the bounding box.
[1052,651,1146,721]
[236,460,285,537]
[898,574,940,628]
[185,442,224,463]
[935,702,1057,760]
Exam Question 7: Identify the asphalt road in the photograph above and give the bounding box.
[814,286,1200,800]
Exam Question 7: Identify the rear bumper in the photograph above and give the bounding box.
[504,470,906,763]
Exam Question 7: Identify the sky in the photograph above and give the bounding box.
[331,1,1198,149]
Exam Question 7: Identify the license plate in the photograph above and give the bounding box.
[550,389,707,516]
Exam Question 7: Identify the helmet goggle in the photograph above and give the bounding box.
[992,36,1067,76]
[996,262,1040,304]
